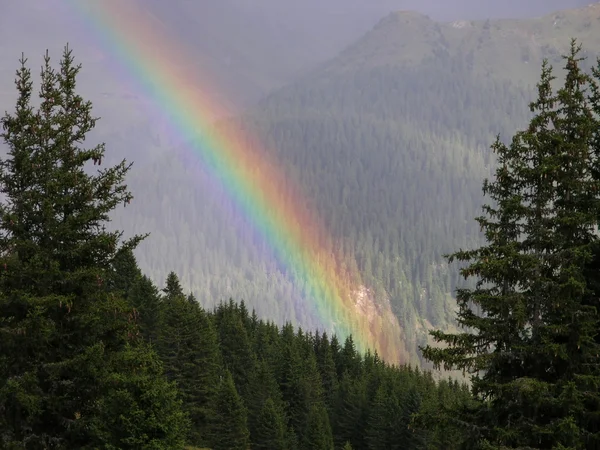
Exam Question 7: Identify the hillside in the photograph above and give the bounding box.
[191,3,600,363]
[3,2,599,367]
[325,2,600,83]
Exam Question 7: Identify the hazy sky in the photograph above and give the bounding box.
[0,0,596,111]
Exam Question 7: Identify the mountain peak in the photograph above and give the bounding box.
[321,2,600,81]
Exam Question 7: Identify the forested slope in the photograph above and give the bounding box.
[106,4,600,365]
[212,5,600,360]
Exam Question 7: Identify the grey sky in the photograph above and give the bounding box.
[0,0,595,110]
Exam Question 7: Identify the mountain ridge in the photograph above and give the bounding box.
[316,1,600,84]
[214,1,600,365]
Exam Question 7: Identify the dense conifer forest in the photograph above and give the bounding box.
[1,11,600,450]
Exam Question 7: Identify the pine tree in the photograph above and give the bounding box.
[277,324,307,436]
[399,388,424,449]
[314,332,339,411]
[163,270,184,298]
[254,397,288,450]
[247,358,286,444]
[422,42,600,448]
[129,274,162,344]
[0,47,187,448]
[366,384,393,449]
[340,336,361,378]
[107,247,144,301]
[303,403,334,450]
[157,279,221,446]
[333,374,368,449]
[584,48,600,449]
[216,305,256,402]
[211,370,250,450]
[89,343,189,449]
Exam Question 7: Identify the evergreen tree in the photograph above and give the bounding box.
[90,343,189,449]
[303,403,334,450]
[254,397,288,450]
[422,42,600,448]
[129,274,162,344]
[340,336,362,378]
[186,292,196,305]
[163,271,184,298]
[157,284,221,446]
[584,51,600,448]
[107,247,143,301]
[277,323,307,435]
[216,305,256,401]
[211,370,250,450]
[314,332,339,411]
[366,382,422,450]
[399,388,424,449]
[0,47,187,448]
[333,374,368,449]
[247,358,286,444]
[366,384,395,449]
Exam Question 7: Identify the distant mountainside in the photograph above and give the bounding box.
[193,3,600,363]
[322,3,600,83]
[1,1,599,365]
[136,0,594,108]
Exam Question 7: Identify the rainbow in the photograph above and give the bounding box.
[64,0,406,363]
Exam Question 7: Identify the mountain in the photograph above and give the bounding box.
[324,2,600,84]
[120,2,599,364]
[2,1,600,366]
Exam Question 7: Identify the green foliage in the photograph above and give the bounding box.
[12,32,600,450]
[0,47,186,448]
[156,273,221,447]
[108,248,144,300]
[253,397,288,450]
[423,41,600,448]
[129,274,162,344]
[303,403,334,450]
[148,293,472,448]
[163,271,185,298]
[211,370,250,450]
[89,343,189,450]
[246,359,285,443]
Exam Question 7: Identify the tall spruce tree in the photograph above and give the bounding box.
[0,47,187,448]
[157,272,221,446]
[247,358,286,444]
[303,403,334,450]
[216,305,256,402]
[107,247,144,301]
[211,370,250,450]
[253,397,288,450]
[581,50,600,448]
[422,41,600,449]
[163,270,184,298]
[129,274,162,344]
